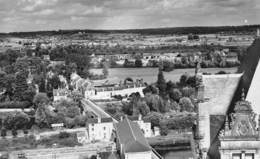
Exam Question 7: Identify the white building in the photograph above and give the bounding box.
[130,115,152,138]
[85,86,145,100]
[53,88,70,101]
[87,117,114,142]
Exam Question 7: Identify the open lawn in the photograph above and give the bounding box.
[90,67,237,84]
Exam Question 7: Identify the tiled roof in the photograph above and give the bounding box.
[115,117,151,153]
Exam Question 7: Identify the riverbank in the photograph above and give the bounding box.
[147,133,194,159]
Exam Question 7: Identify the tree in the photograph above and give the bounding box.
[162,60,174,72]
[136,99,150,116]
[14,70,28,101]
[48,75,61,90]
[143,112,163,128]
[166,81,177,93]
[144,94,161,112]
[35,104,53,128]
[169,88,182,102]
[22,86,36,104]
[2,74,15,100]
[54,100,80,118]
[135,59,143,67]
[179,73,189,86]
[102,61,109,77]
[13,112,30,130]
[14,57,29,73]
[3,112,30,130]
[179,97,194,112]
[0,70,7,90]
[33,93,49,109]
[157,68,167,97]
[186,76,196,87]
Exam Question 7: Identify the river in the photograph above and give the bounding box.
[90,67,238,84]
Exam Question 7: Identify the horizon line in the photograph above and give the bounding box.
[1,24,260,34]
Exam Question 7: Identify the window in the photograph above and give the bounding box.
[245,153,254,159]
[104,127,106,130]
[232,154,241,159]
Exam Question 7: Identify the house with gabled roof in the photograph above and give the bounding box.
[87,117,114,142]
[114,117,152,159]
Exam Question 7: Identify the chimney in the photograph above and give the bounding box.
[97,117,101,123]
[138,114,142,121]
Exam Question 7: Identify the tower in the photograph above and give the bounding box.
[219,93,260,159]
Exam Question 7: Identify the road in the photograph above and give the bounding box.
[81,99,118,123]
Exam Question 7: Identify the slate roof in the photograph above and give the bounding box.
[115,117,151,153]
[200,73,242,115]
[246,58,260,115]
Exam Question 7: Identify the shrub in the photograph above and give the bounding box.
[74,115,88,127]
[0,101,30,109]
[59,131,70,139]
[64,117,76,128]
[12,129,18,137]
[23,129,29,135]
[1,129,7,138]
[58,137,79,147]
[216,71,227,74]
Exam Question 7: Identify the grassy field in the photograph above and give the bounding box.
[90,67,238,84]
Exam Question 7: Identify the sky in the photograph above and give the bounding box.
[0,0,259,32]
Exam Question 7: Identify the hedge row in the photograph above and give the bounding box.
[0,101,31,109]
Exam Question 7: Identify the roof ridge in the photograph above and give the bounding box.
[126,117,136,141]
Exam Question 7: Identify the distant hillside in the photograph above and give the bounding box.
[2,25,260,37]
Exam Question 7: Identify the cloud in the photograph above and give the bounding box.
[0,0,259,32]
[34,9,55,16]
[21,0,59,11]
